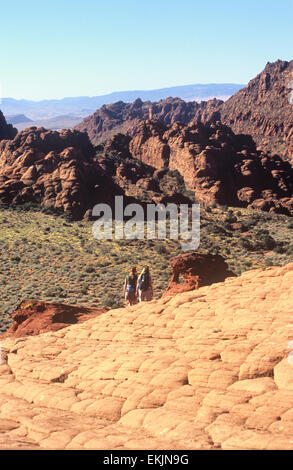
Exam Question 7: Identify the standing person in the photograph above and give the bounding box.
[123,266,138,306]
[137,266,153,302]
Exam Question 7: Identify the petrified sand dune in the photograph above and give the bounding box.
[1,263,293,450]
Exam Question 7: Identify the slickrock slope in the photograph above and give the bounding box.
[1,263,293,450]
[128,119,293,215]
[0,110,17,141]
[220,60,293,160]
[75,97,222,146]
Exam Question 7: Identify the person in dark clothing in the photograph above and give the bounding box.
[137,266,153,302]
[123,266,138,306]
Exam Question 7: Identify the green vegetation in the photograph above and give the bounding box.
[0,205,292,331]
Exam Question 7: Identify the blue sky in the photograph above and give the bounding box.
[1,0,292,100]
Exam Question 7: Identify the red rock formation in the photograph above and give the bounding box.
[75,97,223,145]
[0,126,194,218]
[163,252,235,297]
[128,119,293,215]
[0,110,17,141]
[1,300,107,338]
[75,60,293,160]
[129,120,170,168]
[0,127,109,219]
[219,60,293,160]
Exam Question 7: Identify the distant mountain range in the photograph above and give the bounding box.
[5,114,33,125]
[1,83,244,122]
[75,59,293,160]
[5,114,84,132]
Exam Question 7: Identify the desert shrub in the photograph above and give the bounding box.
[115,255,129,264]
[41,205,58,215]
[155,244,167,254]
[11,255,21,263]
[255,233,276,250]
[273,242,287,254]
[85,265,96,273]
[264,254,285,267]
[102,294,123,309]
[239,238,254,250]
[224,209,237,223]
[13,202,41,212]
[80,284,89,295]
[45,287,64,297]
[264,257,275,267]
[242,259,252,267]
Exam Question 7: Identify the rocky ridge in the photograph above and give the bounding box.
[75,60,292,160]
[0,126,192,219]
[0,110,17,141]
[127,119,293,215]
[75,97,222,145]
[1,120,292,218]
[0,127,103,219]
[0,262,293,450]
[220,59,293,160]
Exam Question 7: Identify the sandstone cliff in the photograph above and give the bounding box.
[0,126,191,219]
[0,127,104,219]
[220,59,293,160]
[128,119,293,215]
[0,263,293,450]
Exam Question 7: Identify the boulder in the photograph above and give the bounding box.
[163,252,235,297]
[1,300,107,338]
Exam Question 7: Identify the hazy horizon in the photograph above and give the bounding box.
[1,0,292,101]
[1,82,245,103]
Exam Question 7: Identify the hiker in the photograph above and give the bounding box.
[137,266,153,302]
[123,266,138,306]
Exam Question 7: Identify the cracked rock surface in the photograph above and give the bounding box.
[0,263,293,450]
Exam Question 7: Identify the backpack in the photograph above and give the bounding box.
[139,273,149,291]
